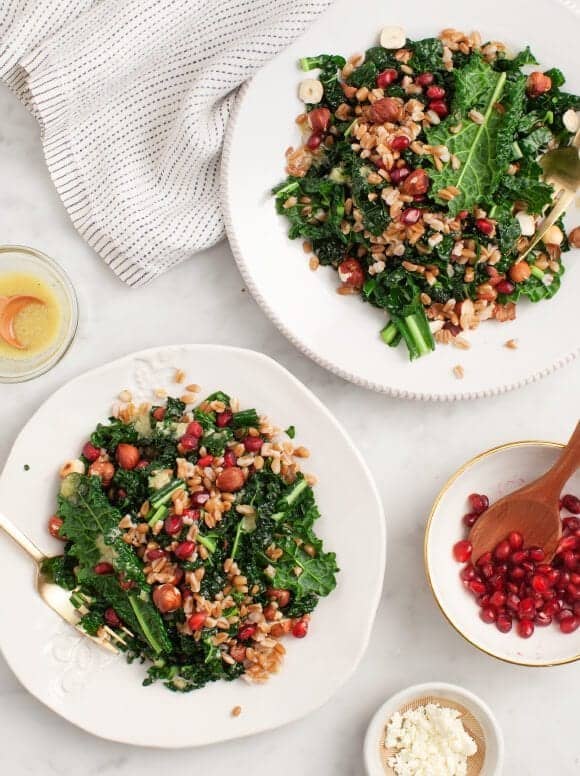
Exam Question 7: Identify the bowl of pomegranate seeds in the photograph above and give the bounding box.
[425,440,580,666]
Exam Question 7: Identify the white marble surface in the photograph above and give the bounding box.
[0,89,579,776]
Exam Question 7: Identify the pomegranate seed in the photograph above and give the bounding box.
[508,532,524,551]
[574,601,580,617]
[174,541,196,561]
[104,608,121,627]
[562,551,576,570]
[495,562,509,576]
[94,562,114,575]
[48,515,64,539]
[517,619,535,638]
[475,218,494,236]
[186,421,204,438]
[426,85,446,99]
[518,597,535,617]
[507,582,520,595]
[389,166,410,184]
[468,580,486,595]
[191,490,210,507]
[377,68,398,88]
[188,612,207,632]
[510,549,527,564]
[496,614,512,633]
[563,516,580,532]
[510,566,525,581]
[567,583,580,600]
[543,599,561,616]
[243,435,263,453]
[179,434,199,452]
[152,407,165,421]
[308,107,331,132]
[531,574,551,594]
[458,210,469,219]
[479,594,491,607]
[146,548,167,561]
[135,460,149,471]
[494,540,511,561]
[463,512,479,528]
[183,508,200,521]
[429,100,448,117]
[390,135,410,152]
[307,133,322,150]
[535,563,552,575]
[480,605,497,623]
[562,494,580,514]
[453,540,473,563]
[238,624,257,642]
[489,591,506,608]
[197,454,214,467]
[292,618,309,638]
[506,593,520,610]
[469,493,489,514]
[223,450,236,468]
[480,563,494,579]
[216,410,233,427]
[559,614,579,633]
[496,279,515,295]
[528,546,545,562]
[400,208,421,225]
[415,72,434,87]
[557,536,578,554]
[118,575,135,591]
[521,560,535,574]
[535,611,552,627]
[476,551,492,566]
[164,515,183,535]
[460,564,477,582]
[82,442,101,462]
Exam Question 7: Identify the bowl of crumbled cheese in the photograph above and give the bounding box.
[363,682,503,776]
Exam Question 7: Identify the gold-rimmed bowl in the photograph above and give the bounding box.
[425,441,580,667]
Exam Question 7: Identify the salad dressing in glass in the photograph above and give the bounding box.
[0,272,60,359]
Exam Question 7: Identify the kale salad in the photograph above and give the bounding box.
[273,27,580,361]
[44,387,338,692]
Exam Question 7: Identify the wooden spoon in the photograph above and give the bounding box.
[469,423,580,563]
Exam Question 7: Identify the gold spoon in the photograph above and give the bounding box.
[518,129,580,261]
[0,510,125,653]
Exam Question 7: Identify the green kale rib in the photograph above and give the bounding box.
[427,55,526,214]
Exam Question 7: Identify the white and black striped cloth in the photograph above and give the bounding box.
[0,0,332,286]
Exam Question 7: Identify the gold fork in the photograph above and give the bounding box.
[518,129,580,260]
[0,510,125,653]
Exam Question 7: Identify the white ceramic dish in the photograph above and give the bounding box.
[425,441,580,666]
[0,345,386,747]
[223,0,580,400]
[363,682,503,776]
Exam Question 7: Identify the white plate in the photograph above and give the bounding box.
[363,682,503,776]
[0,345,386,747]
[425,441,580,666]
[223,0,580,400]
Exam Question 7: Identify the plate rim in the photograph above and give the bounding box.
[221,2,580,402]
[424,438,580,667]
[0,343,387,747]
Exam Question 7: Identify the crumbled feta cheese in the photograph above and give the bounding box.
[385,703,477,776]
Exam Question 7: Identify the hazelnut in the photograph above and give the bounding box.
[88,460,115,484]
[115,443,140,470]
[509,261,531,284]
[476,283,498,302]
[400,169,430,197]
[526,72,552,97]
[216,466,245,492]
[569,226,580,248]
[367,97,404,123]
[152,583,182,613]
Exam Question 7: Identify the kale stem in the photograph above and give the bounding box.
[405,314,431,357]
[530,264,544,279]
[380,321,399,345]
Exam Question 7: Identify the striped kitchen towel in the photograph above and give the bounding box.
[0,0,332,286]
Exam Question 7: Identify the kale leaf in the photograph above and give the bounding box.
[427,56,526,214]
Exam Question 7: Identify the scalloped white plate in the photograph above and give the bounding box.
[223,0,580,400]
[0,345,385,747]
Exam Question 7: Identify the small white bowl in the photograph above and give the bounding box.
[425,441,580,667]
[363,682,503,776]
